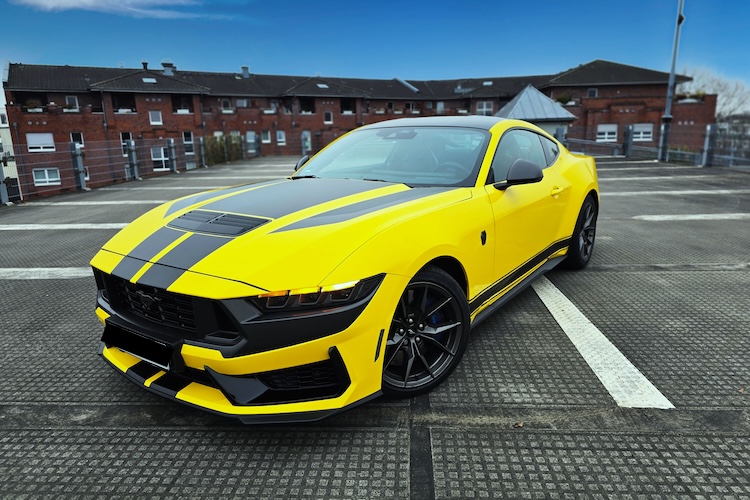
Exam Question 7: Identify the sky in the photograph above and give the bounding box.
[1,0,749,106]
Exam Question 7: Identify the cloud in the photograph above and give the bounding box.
[10,0,233,19]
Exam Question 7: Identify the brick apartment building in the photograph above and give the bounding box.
[2,59,716,199]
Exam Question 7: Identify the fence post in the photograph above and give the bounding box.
[0,175,9,206]
[623,125,634,159]
[197,137,207,167]
[701,124,716,168]
[127,140,141,180]
[223,136,229,163]
[554,127,568,149]
[70,142,88,191]
[241,136,247,160]
[167,138,178,173]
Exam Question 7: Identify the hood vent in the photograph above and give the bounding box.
[168,210,269,236]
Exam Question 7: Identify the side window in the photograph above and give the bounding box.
[539,135,560,166]
[487,129,547,184]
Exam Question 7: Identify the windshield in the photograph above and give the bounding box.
[293,126,490,187]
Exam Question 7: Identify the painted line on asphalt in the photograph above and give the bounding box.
[0,223,127,230]
[597,166,700,171]
[0,267,93,279]
[26,201,168,206]
[634,213,750,221]
[605,189,750,197]
[532,276,674,409]
[599,175,714,181]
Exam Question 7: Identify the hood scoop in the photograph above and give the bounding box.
[168,210,270,236]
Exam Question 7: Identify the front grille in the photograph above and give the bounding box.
[111,277,196,331]
[258,360,339,391]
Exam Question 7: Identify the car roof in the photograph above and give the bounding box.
[361,115,509,131]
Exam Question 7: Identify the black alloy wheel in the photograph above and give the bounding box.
[563,194,598,269]
[382,266,470,397]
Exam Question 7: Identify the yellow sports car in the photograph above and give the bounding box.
[92,116,598,423]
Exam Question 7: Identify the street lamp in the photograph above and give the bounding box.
[658,0,686,162]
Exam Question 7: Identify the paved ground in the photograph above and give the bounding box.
[1,157,749,499]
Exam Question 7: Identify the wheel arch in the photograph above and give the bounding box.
[422,256,468,299]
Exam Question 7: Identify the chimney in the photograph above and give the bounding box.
[241,65,250,78]
[161,60,175,76]
[141,59,148,70]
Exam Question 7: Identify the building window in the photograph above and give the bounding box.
[151,146,169,170]
[476,101,493,116]
[632,123,654,142]
[261,130,271,144]
[324,111,333,124]
[26,132,55,152]
[149,110,163,125]
[120,132,132,156]
[587,88,598,98]
[183,131,194,154]
[236,99,250,108]
[0,112,7,125]
[596,124,617,142]
[221,98,233,112]
[65,95,79,111]
[436,101,445,114]
[71,132,84,147]
[33,168,61,186]
[276,130,286,146]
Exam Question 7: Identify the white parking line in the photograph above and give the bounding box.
[599,175,714,181]
[26,201,168,206]
[0,267,93,279]
[605,189,750,197]
[0,223,127,230]
[634,213,750,221]
[532,276,674,409]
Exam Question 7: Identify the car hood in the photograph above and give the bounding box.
[99,178,469,293]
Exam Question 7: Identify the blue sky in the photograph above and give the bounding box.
[1,0,749,92]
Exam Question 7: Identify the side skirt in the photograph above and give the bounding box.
[470,256,566,329]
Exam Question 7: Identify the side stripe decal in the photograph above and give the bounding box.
[469,238,570,314]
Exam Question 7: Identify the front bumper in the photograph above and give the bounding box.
[94,268,408,423]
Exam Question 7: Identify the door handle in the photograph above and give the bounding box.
[550,186,564,197]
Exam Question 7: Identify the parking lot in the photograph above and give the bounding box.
[1,156,749,499]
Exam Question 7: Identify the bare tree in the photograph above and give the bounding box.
[678,66,750,119]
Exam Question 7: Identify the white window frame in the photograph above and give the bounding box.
[183,131,194,154]
[476,101,493,116]
[261,130,271,144]
[323,111,333,124]
[588,88,598,98]
[71,132,84,147]
[632,123,654,142]
[33,167,61,186]
[151,146,169,171]
[596,124,617,143]
[120,132,132,157]
[149,110,163,125]
[276,130,286,146]
[26,132,56,152]
[65,95,79,111]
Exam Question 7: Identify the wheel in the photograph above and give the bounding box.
[382,266,470,397]
[562,194,597,269]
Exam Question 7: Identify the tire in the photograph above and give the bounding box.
[562,194,598,270]
[382,266,470,398]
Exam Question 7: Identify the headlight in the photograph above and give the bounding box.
[250,275,384,313]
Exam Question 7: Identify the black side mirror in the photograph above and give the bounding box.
[494,159,543,190]
[295,155,310,171]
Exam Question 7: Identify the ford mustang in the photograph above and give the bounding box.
[91,116,599,423]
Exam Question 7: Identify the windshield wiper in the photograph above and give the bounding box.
[364,178,390,183]
[291,175,318,180]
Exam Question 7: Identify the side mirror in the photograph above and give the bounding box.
[295,155,310,171]
[494,159,543,190]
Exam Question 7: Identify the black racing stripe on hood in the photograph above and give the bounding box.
[201,178,387,219]
[156,233,230,270]
[164,180,285,217]
[135,264,185,290]
[273,187,453,232]
[111,256,148,281]
[128,227,184,261]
